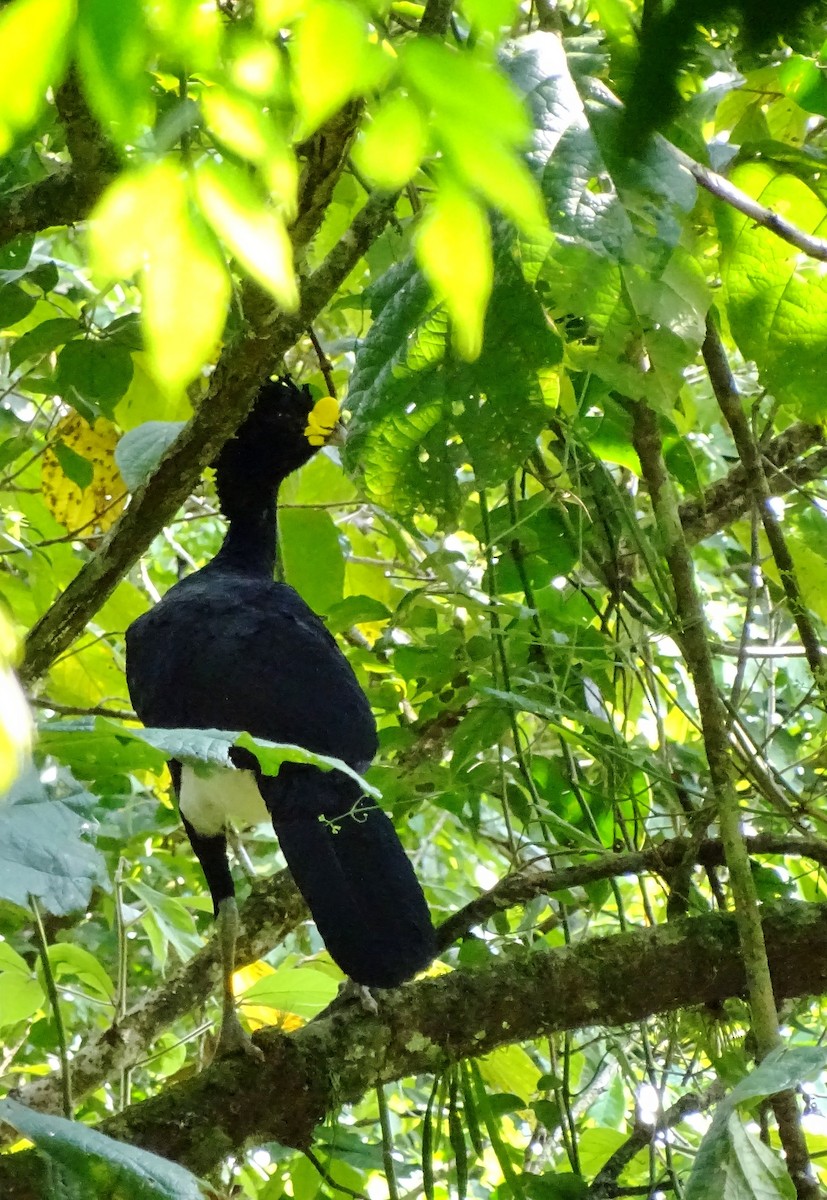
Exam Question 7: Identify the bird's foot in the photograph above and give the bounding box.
[214,1007,264,1061]
[338,978,379,1015]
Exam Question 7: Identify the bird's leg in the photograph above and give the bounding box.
[215,896,263,1060]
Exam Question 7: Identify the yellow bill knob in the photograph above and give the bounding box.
[304,395,341,446]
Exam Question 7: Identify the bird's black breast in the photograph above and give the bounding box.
[125,570,377,769]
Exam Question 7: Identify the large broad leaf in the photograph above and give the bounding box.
[718,160,827,419]
[115,420,187,490]
[39,717,380,799]
[0,1097,209,1200]
[684,1045,827,1200]
[345,241,562,522]
[509,32,706,405]
[0,767,107,916]
[0,0,74,155]
[280,508,345,615]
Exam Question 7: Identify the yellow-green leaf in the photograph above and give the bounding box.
[440,121,545,232]
[292,0,388,135]
[143,202,230,392]
[416,178,493,360]
[0,0,75,154]
[202,86,283,165]
[353,93,429,190]
[195,159,297,309]
[89,163,231,389]
[76,0,153,146]
[88,166,165,280]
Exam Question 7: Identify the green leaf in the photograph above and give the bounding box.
[685,1046,827,1200]
[0,1097,210,1199]
[719,161,827,419]
[401,39,531,148]
[0,941,44,1027]
[89,164,231,392]
[75,0,153,146]
[280,508,344,614]
[57,339,134,413]
[778,54,827,118]
[0,0,74,154]
[292,0,387,135]
[0,767,108,916]
[115,421,187,490]
[346,244,560,520]
[238,964,339,1019]
[195,158,297,309]
[353,93,429,190]
[129,880,201,962]
[25,260,60,291]
[41,718,381,799]
[9,316,80,371]
[45,943,115,1004]
[53,441,94,490]
[324,595,392,634]
[0,282,36,329]
[0,234,34,272]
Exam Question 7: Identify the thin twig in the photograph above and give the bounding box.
[702,316,825,694]
[31,896,73,1119]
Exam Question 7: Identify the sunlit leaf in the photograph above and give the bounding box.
[292,0,388,135]
[76,0,153,145]
[416,177,493,359]
[195,159,297,308]
[353,93,429,190]
[0,0,75,154]
[0,942,43,1027]
[0,614,30,796]
[89,164,230,391]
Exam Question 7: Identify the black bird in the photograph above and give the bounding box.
[125,379,435,1054]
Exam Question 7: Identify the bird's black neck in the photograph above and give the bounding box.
[210,491,279,577]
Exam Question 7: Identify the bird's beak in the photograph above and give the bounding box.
[327,419,347,448]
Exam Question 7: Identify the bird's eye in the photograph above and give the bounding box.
[304,396,340,446]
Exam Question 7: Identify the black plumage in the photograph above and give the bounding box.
[125,379,435,1052]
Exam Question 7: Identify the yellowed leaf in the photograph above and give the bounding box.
[41,413,126,535]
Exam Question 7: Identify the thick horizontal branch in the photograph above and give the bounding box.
[3,900,827,1195]
[437,833,827,948]
[20,189,397,687]
[11,833,827,1130]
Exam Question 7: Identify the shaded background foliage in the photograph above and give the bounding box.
[2,0,827,1198]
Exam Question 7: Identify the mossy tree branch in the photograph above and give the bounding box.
[10,832,827,1130]
[3,902,827,1196]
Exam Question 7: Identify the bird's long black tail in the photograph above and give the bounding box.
[261,764,435,988]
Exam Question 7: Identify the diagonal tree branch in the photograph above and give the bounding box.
[3,900,827,1196]
[680,421,827,546]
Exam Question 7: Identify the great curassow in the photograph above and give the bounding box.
[125,379,435,1055]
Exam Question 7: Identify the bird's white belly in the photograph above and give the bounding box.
[179,764,269,836]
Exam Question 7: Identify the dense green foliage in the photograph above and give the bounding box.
[2,1,827,1197]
